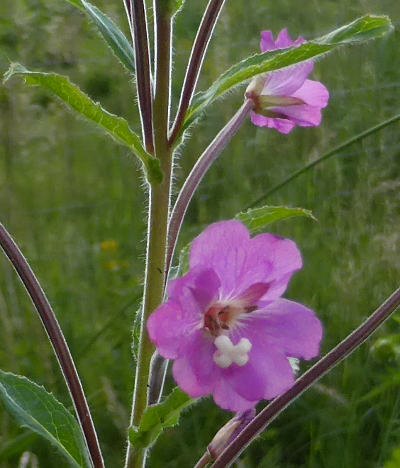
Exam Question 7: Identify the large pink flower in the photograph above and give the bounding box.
[147,221,323,412]
[246,29,329,134]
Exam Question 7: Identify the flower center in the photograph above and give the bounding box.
[203,302,257,337]
[213,335,252,368]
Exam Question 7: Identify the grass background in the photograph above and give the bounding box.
[0,0,400,466]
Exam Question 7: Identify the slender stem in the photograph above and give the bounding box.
[125,3,173,467]
[0,223,104,468]
[123,0,154,153]
[248,112,400,208]
[166,99,253,278]
[208,286,400,468]
[194,452,211,468]
[169,0,226,146]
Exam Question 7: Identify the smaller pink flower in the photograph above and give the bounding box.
[246,29,329,134]
[147,221,323,412]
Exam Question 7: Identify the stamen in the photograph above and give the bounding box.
[213,335,252,369]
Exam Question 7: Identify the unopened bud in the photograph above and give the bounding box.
[208,409,255,460]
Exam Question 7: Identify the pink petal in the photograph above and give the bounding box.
[293,79,330,108]
[213,378,257,412]
[235,282,271,305]
[275,28,293,48]
[238,233,302,303]
[147,301,198,359]
[273,103,323,127]
[168,265,221,310]
[250,298,323,360]
[260,29,306,53]
[262,61,314,96]
[223,332,295,401]
[173,356,213,398]
[147,267,220,359]
[260,31,277,53]
[172,331,218,397]
[190,220,250,297]
[251,111,295,134]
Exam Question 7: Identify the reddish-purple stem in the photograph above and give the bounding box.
[0,223,104,468]
[123,0,154,153]
[193,452,211,468]
[208,286,400,467]
[166,99,253,278]
[169,0,226,146]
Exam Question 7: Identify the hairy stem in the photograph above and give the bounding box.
[166,99,253,277]
[0,223,104,468]
[123,0,154,153]
[169,0,226,146]
[208,286,400,467]
[125,3,173,467]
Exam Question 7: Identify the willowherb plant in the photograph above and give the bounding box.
[0,1,398,468]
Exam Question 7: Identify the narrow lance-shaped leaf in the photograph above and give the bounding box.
[3,64,162,184]
[184,15,393,131]
[65,0,136,73]
[0,370,92,468]
[129,387,195,449]
[235,205,316,234]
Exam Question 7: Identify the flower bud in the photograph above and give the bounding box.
[207,409,255,459]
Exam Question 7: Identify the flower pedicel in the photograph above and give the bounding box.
[148,220,323,412]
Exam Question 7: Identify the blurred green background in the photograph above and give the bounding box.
[1,0,400,466]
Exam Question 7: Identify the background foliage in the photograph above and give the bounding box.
[0,0,399,466]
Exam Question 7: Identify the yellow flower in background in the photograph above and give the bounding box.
[100,240,119,252]
[104,260,129,271]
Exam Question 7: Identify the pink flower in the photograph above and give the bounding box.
[147,221,323,412]
[246,29,329,134]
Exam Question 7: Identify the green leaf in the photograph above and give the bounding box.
[0,370,92,468]
[3,63,162,183]
[79,0,136,74]
[235,205,315,233]
[171,0,185,16]
[129,387,195,449]
[65,0,135,73]
[184,15,393,131]
[65,0,84,11]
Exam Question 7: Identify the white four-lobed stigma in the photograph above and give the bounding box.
[213,335,252,369]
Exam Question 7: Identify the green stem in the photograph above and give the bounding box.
[125,3,172,467]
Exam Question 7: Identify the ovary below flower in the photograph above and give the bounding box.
[147,220,323,412]
[246,29,329,134]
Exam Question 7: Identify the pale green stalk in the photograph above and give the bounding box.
[124,1,173,467]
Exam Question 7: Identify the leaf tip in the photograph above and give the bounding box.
[3,62,29,86]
